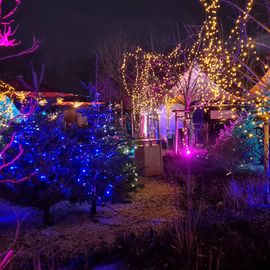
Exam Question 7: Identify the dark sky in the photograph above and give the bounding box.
[18,0,203,66]
[12,0,258,92]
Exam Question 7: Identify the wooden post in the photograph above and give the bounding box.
[131,111,135,137]
[120,100,124,129]
[166,109,170,132]
[184,110,190,149]
[156,114,161,140]
[264,121,269,179]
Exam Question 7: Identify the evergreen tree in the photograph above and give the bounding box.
[0,105,137,225]
[0,109,75,225]
[68,106,137,214]
[213,114,263,172]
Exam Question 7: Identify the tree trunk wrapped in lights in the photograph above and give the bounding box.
[121,0,254,148]
[222,0,270,199]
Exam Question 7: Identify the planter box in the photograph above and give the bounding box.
[135,139,163,177]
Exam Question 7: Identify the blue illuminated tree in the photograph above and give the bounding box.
[0,105,137,224]
[0,109,75,225]
[67,105,137,215]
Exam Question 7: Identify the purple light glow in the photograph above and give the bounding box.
[181,147,192,158]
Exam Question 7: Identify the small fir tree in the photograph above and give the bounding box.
[213,114,263,172]
[0,109,75,225]
[67,105,137,215]
[0,105,137,225]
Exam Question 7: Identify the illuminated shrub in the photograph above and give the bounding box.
[0,107,137,225]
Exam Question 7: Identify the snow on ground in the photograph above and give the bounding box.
[0,177,180,264]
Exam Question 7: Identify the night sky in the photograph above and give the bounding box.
[18,0,203,66]
[9,0,258,91]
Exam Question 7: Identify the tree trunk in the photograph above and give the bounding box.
[264,122,269,178]
[264,122,270,203]
[186,156,193,260]
[90,196,97,216]
[43,207,53,226]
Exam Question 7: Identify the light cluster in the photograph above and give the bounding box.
[0,81,20,128]
[121,46,182,115]
[0,80,34,128]
[120,0,270,144]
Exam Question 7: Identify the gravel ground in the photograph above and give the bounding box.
[0,177,181,265]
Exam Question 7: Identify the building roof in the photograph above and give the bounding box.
[249,69,270,96]
[170,64,241,107]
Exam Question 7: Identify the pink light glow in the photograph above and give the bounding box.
[0,24,21,47]
[182,147,192,158]
[0,0,22,47]
[0,0,41,60]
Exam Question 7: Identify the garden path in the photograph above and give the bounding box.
[0,177,180,265]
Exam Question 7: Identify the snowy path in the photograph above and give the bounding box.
[0,178,180,265]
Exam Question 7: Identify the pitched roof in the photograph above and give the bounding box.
[170,64,241,107]
[249,69,270,96]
